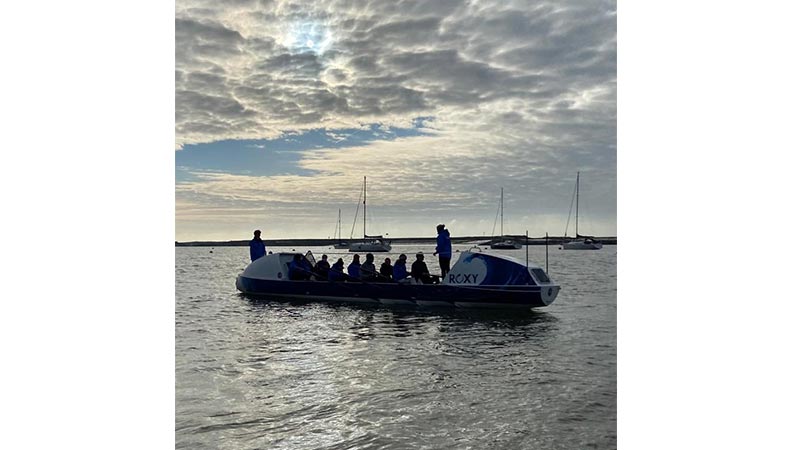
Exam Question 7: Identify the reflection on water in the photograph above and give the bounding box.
[177,245,616,449]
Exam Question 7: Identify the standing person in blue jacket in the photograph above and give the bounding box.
[249,229,266,262]
[433,224,452,279]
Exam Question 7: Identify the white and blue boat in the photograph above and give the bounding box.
[236,250,560,308]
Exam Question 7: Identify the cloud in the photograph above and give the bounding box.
[175,0,617,239]
[176,0,615,140]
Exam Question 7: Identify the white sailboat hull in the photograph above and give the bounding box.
[562,240,603,250]
[491,240,522,249]
[348,241,392,252]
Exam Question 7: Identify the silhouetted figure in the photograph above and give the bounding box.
[360,253,378,281]
[411,252,436,284]
[347,254,362,280]
[288,254,312,280]
[433,224,452,279]
[329,258,347,282]
[314,254,331,280]
[379,257,393,281]
[249,229,266,262]
[393,254,409,282]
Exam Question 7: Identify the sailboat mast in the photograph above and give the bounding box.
[501,187,504,237]
[337,209,341,242]
[363,176,367,239]
[575,171,580,237]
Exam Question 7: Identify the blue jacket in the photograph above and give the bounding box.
[329,263,345,281]
[393,260,408,281]
[250,238,266,261]
[435,229,452,258]
[288,260,303,280]
[348,261,361,279]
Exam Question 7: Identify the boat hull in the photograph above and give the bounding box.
[490,242,522,249]
[562,241,603,250]
[236,276,557,308]
[348,242,392,252]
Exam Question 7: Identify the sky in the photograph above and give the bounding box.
[175,0,617,241]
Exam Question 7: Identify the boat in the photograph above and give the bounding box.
[236,249,560,308]
[562,172,603,250]
[348,176,391,252]
[349,237,390,252]
[490,187,522,249]
[332,209,349,249]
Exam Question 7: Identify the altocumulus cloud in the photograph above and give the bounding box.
[176,0,616,240]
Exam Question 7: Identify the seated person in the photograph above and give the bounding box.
[300,255,314,278]
[347,254,362,280]
[360,253,378,281]
[314,254,331,280]
[411,252,437,284]
[393,254,409,282]
[288,254,312,280]
[328,258,347,282]
[379,257,393,281]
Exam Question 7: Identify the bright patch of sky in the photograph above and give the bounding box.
[176,119,433,180]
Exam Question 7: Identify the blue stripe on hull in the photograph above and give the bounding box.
[237,277,549,308]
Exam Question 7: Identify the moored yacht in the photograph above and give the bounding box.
[348,176,391,252]
[562,172,603,250]
[490,187,522,249]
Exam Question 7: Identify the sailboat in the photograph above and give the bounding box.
[332,209,349,249]
[491,187,522,250]
[348,176,392,252]
[562,172,603,250]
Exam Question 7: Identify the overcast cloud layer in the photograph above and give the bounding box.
[176,0,616,241]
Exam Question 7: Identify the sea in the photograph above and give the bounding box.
[176,244,617,449]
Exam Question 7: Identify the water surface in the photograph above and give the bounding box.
[176,244,616,449]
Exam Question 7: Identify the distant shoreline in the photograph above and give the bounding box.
[176,236,617,247]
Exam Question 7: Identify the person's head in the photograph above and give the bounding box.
[365,253,374,262]
[335,258,344,266]
[384,257,391,264]
[398,253,407,262]
[321,254,328,261]
[254,229,261,237]
[436,224,445,233]
[416,252,424,260]
[353,254,360,262]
